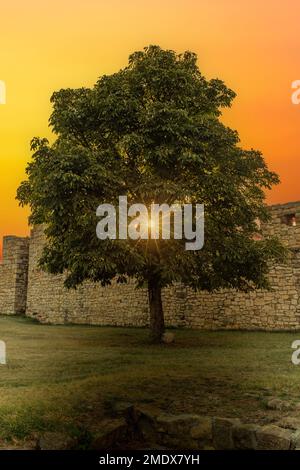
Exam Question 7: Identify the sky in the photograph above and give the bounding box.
[1,0,300,249]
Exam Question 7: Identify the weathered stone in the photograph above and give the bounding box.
[212,417,241,450]
[129,405,160,425]
[155,414,211,449]
[256,425,292,450]
[277,417,300,430]
[190,416,212,441]
[90,418,128,450]
[0,236,29,316]
[38,432,77,450]
[291,430,300,449]
[112,401,135,418]
[232,423,259,449]
[157,414,203,435]
[120,405,161,445]
[162,332,175,344]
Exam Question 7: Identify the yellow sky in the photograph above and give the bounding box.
[1,0,300,247]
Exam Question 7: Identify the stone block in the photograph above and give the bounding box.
[212,417,241,450]
[232,423,259,449]
[256,425,292,450]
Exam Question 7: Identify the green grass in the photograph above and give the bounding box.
[0,316,300,445]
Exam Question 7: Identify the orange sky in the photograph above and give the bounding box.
[1,0,300,248]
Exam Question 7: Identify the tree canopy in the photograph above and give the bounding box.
[17,45,285,341]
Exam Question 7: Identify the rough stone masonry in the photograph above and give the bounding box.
[1,201,300,329]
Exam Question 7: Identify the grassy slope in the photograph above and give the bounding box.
[0,316,300,443]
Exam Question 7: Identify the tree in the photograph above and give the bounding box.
[17,45,285,342]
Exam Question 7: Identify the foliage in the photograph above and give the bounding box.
[17,45,285,294]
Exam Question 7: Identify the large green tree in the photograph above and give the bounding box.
[17,45,284,342]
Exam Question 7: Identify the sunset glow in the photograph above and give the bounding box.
[1,0,300,251]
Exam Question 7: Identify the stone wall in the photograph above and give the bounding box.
[121,406,298,450]
[25,225,186,327]
[26,225,149,325]
[0,236,29,315]
[2,201,300,330]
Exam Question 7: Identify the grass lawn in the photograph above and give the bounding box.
[1,316,300,446]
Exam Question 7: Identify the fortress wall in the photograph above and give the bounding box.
[25,226,186,327]
[172,257,300,330]
[11,201,300,330]
[0,236,29,315]
[25,225,148,325]
[167,201,300,330]
[263,201,300,248]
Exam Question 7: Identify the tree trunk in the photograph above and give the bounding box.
[148,278,165,343]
